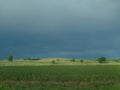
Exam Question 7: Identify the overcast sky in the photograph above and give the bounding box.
[0,0,120,59]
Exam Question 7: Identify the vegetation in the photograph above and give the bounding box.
[81,59,83,63]
[0,58,120,66]
[57,59,59,61]
[98,57,107,63]
[0,65,120,90]
[72,58,75,62]
[0,58,120,89]
[24,58,40,60]
[8,55,13,61]
[52,60,55,64]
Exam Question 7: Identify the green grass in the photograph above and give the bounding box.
[0,58,120,90]
[0,65,120,90]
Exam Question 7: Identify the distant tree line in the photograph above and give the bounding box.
[7,55,114,64]
[71,58,84,63]
[24,58,40,60]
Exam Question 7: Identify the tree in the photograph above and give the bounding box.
[52,60,55,64]
[98,57,107,63]
[72,59,75,62]
[8,55,13,61]
[80,59,83,63]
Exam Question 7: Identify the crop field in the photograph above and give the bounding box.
[0,65,120,90]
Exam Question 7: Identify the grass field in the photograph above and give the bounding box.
[0,58,120,90]
[0,58,120,66]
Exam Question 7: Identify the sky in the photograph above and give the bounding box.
[0,0,120,59]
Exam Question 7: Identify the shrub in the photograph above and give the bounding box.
[72,59,75,62]
[115,60,118,62]
[52,60,55,64]
[57,59,59,61]
[98,57,107,63]
[24,58,40,60]
[8,55,13,61]
[80,59,83,63]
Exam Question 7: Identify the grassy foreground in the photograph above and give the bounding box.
[0,65,120,90]
[0,59,120,90]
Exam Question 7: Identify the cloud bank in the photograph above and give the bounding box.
[0,0,120,59]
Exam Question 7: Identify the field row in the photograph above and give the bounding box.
[0,65,120,90]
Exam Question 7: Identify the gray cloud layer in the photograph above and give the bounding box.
[0,0,120,59]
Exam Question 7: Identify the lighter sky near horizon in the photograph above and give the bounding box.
[0,0,120,59]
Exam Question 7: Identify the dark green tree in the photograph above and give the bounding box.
[8,55,13,61]
[80,59,83,63]
[98,57,107,63]
[72,59,75,62]
[52,60,55,64]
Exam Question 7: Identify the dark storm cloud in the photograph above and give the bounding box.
[0,0,120,59]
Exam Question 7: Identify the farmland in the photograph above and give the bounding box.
[0,59,120,90]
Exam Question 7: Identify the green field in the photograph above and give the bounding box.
[0,59,120,90]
